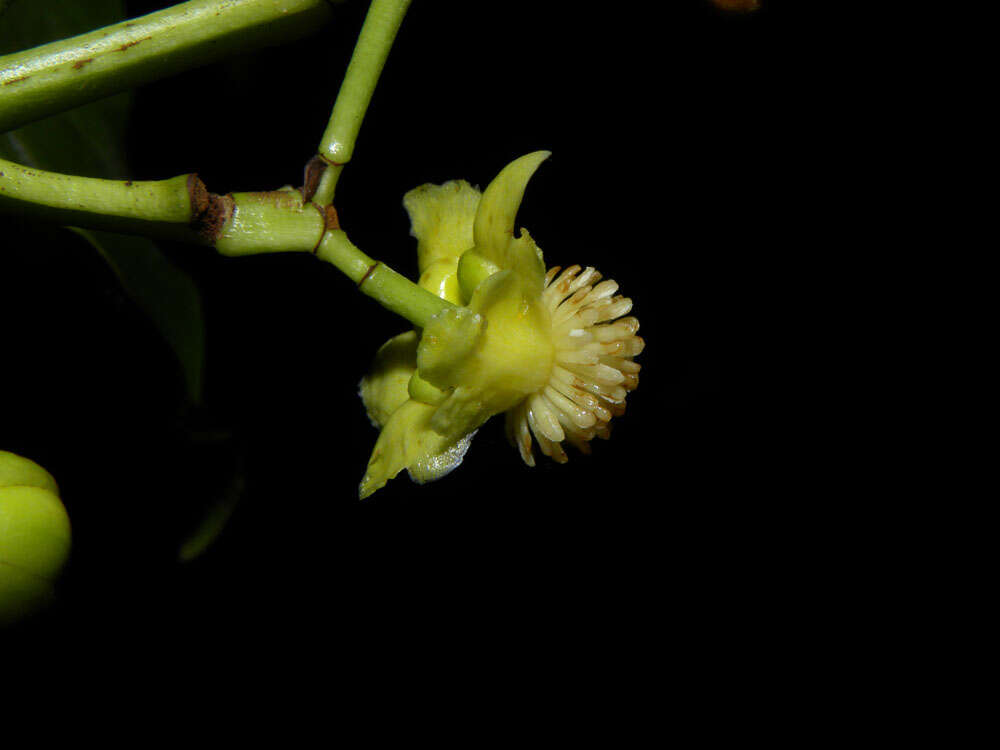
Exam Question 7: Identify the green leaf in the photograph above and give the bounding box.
[0,0,206,403]
[177,467,245,563]
[0,96,131,179]
[0,0,130,177]
[0,1,124,54]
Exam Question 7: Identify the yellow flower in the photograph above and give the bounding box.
[358,152,643,498]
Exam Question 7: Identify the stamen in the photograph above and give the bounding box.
[528,394,565,443]
[543,386,597,429]
[507,262,641,467]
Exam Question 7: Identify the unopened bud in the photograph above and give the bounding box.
[0,451,71,625]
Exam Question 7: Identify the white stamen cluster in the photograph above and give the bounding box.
[505,265,644,465]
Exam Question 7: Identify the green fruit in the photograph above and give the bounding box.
[0,451,60,495]
[0,451,71,626]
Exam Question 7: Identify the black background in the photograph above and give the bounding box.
[2,0,813,663]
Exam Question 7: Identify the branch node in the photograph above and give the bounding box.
[300,155,327,203]
[187,173,209,215]
[324,204,340,232]
[188,173,233,243]
[358,261,380,287]
[308,202,340,253]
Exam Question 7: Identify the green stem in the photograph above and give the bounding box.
[307,1,439,326]
[312,0,411,205]
[0,154,203,240]
[214,189,326,257]
[0,155,325,252]
[2,168,446,336]
[1,153,444,327]
[316,229,452,328]
[0,0,334,133]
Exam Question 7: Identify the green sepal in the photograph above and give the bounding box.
[471,150,549,286]
[408,370,447,406]
[416,305,485,386]
[359,399,474,499]
[420,269,555,440]
[457,250,501,304]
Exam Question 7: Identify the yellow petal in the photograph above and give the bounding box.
[403,179,481,305]
[359,399,474,499]
[359,331,418,428]
[418,260,463,304]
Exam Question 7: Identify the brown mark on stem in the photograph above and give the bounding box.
[187,173,233,243]
[187,174,209,216]
[241,189,305,211]
[309,203,326,253]
[308,203,340,253]
[2,75,30,86]
[72,58,94,70]
[300,155,327,203]
[118,36,152,52]
[199,194,234,242]
[358,261,380,287]
[708,0,759,11]
[324,204,340,231]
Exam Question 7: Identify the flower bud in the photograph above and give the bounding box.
[0,451,71,625]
